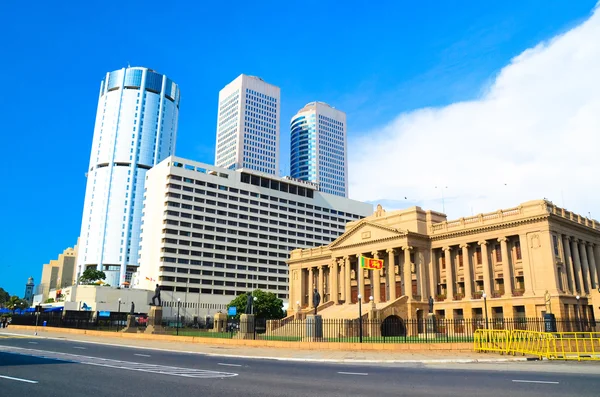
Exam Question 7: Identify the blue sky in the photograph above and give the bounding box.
[0,1,596,296]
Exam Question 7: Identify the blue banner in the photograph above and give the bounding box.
[227,307,237,316]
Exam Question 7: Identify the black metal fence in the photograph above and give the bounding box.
[7,313,596,343]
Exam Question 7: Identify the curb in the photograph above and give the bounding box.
[0,331,531,364]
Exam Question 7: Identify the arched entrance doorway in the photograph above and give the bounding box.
[381,315,406,337]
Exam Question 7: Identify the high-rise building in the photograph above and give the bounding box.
[290,102,347,197]
[24,277,34,305]
[77,67,180,287]
[38,242,78,301]
[215,74,280,175]
[135,156,372,317]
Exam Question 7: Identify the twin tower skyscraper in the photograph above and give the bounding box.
[215,74,348,197]
[77,68,348,286]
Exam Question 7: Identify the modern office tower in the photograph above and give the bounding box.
[290,102,348,197]
[136,156,372,317]
[38,242,78,302]
[77,67,180,287]
[24,277,34,305]
[215,74,280,176]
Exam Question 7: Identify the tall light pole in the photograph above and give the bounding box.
[177,298,181,336]
[358,293,363,343]
[117,298,122,332]
[435,186,448,214]
[482,292,488,329]
[576,295,581,332]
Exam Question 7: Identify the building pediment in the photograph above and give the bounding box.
[329,221,406,250]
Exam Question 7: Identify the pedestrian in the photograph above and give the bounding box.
[1,317,6,328]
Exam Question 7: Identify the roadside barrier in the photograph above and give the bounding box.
[474,329,600,361]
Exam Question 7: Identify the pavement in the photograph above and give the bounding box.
[1,327,524,364]
[1,331,599,397]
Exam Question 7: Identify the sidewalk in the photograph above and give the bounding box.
[0,327,529,364]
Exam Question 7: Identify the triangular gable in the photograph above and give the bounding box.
[329,221,405,249]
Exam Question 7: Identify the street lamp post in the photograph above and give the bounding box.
[177,298,181,336]
[358,293,363,343]
[117,298,122,332]
[482,293,489,329]
[576,295,581,332]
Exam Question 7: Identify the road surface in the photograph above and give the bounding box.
[1,333,599,396]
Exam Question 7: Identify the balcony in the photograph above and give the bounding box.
[472,291,484,299]
[491,290,504,298]
[412,294,422,301]
[512,288,525,297]
[435,294,447,302]
[453,293,465,301]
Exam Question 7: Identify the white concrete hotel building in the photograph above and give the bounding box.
[290,102,348,197]
[214,74,280,176]
[77,67,180,287]
[136,156,372,317]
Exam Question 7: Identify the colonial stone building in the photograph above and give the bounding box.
[288,200,600,323]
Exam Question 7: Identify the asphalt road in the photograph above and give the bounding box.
[1,334,599,397]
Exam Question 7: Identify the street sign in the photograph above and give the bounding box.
[98,311,110,317]
[227,307,237,316]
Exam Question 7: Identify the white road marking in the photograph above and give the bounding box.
[28,342,38,344]
[134,354,151,357]
[338,371,368,376]
[0,346,238,379]
[512,380,559,385]
[218,363,242,367]
[73,347,86,350]
[0,375,39,384]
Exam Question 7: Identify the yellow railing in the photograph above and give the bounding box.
[474,329,600,361]
[473,329,510,354]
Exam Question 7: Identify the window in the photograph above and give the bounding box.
[476,247,482,265]
[552,235,559,257]
[515,240,522,260]
[495,244,502,262]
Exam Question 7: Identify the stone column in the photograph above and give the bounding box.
[499,237,513,295]
[372,251,381,303]
[308,267,314,308]
[588,244,599,288]
[429,249,438,299]
[330,259,339,304]
[579,241,591,293]
[562,235,575,293]
[344,256,351,305]
[571,239,584,294]
[417,249,426,299]
[595,244,600,287]
[387,248,396,302]
[318,265,324,304]
[443,247,454,300]
[402,246,412,301]
[358,254,366,303]
[461,244,473,300]
[478,241,492,296]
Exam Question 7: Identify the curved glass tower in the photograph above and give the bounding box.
[290,102,347,197]
[77,67,180,287]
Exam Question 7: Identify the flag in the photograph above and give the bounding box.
[359,256,383,270]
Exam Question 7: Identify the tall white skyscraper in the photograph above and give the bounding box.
[215,74,280,175]
[77,67,180,287]
[290,102,348,197]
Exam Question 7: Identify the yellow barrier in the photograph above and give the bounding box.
[549,332,600,361]
[473,329,510,354]
[474,329,600,361]
[507,330,556,360]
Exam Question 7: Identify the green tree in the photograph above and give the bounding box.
[78,268,107,285]
[0,288,10,307]
[227,289,285,320]
[7,296,29,313]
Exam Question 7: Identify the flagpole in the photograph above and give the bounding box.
[358,256,363,343]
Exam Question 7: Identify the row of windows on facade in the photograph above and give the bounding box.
[158,267,288,283]
[157,284,288,299]
[160,301,228,311]
[156,247,287,271]
[245,88,277,103]
[159,264,287,279]
[160,222,334,250]
[157,276,288,291]
[167,174,357,217]
[245,107,276,123]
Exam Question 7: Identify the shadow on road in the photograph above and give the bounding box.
[0,352,71,367]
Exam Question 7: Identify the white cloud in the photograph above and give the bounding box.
[349,6,600,220]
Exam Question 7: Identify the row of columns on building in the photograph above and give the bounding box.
[302,246,426,307]
[299,235,600,309]
[560,235,600,295]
